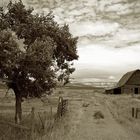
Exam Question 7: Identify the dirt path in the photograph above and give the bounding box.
[67,91,140,140]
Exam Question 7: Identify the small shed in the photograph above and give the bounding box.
[106,69,140,94]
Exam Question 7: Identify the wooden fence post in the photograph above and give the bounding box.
[30,107,35,140]
[57,97,63,118]
[50,106,52,119]
[57,97,69,119]
[132,107,135,118]
[61,99,68,116]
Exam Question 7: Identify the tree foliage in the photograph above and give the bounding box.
[0,1,78,98]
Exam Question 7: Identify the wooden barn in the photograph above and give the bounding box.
[106,69,140,94]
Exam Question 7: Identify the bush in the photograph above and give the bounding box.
[93,111,104,119]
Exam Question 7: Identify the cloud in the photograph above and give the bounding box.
[104,28,140,48]
[69,21,119,37]
[75,44,140,73]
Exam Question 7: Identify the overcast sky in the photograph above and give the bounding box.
[1,0,140,82]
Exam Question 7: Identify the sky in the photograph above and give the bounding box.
[1,0,140,82]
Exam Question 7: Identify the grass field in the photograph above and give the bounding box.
[0,86,140,140]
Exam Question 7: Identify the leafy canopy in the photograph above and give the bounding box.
[0,1,78,98]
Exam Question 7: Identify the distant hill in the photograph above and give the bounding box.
[66,80,117,89]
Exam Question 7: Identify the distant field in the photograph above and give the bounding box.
[64,85,105,91]
[0,83,7,89]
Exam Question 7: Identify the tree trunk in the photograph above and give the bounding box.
[15,94,22,124]
[11,82,22,124]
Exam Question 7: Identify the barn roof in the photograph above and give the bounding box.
[117,69,140,87]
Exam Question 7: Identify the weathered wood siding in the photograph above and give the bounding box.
[122,71,140,94]
[122,85,134,94]
[126,71,140,85]
[122,85,140,94]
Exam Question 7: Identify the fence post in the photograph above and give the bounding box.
[30,107,35,140]
[50,106,52,119]
[57,97,68,118]
[132,107,135,118]
[62,99,68,116]
[57,97,63,118]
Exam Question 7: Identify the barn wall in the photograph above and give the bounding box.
[106,85,140,94]
[122,85,140,94]
[121,85,132,94]
[105,87,121,94]
[114,87,121,94]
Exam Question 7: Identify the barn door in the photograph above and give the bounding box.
[134,88,138,94]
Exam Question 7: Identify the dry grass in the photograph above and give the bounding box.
[0,88,71,140]
[0,114,30,140]
[0,108,68,140]
[0,87,140,140]
[107,94,140,136]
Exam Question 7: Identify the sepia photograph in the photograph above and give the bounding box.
[0,0,140,139]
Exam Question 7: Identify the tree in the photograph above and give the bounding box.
[0,1,78,123]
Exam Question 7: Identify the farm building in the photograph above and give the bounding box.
[106,69,140,94]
